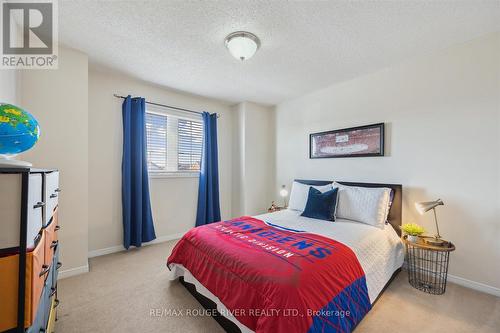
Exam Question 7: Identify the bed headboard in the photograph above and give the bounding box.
[295,179,403,236]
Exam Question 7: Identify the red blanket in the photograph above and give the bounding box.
[167,216,371,333]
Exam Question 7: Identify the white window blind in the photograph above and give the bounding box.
[145,112,168,172]
[145,105,203,176]
[178,119,203,171]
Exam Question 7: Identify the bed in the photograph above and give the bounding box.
[167,180,404,333]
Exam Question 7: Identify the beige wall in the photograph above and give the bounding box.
[231,102,275,216]
[0,70,20,104]
[20,46,89,273]
[275,33,500,289]
[231,103,246,215]
[88,69,234,252]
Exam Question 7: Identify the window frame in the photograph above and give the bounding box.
[145,104,203,179]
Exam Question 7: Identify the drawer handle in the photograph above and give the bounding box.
[50,193,58,199]
[55,225,61,231]
[50,240,59,249]
[39,265,50,277]
[50,287,57,297]
[34,201,45,209]
[57,262,62,270]
[55,188,62,193]
[54,299,60,308]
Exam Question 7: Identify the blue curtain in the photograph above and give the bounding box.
[122,95,156,248]
[195,112,221,226]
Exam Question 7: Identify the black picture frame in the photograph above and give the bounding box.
[309,123,385,159]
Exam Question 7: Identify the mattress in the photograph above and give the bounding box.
[169,209,404,332]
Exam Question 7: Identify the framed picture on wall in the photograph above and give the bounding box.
[310,123,385,158]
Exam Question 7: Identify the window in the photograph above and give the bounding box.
[145,105,203,176]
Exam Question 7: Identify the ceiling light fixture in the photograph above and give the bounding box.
[224,31,260,61]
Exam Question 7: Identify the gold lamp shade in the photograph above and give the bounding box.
[415,199,444,215]
[415,199,446,246]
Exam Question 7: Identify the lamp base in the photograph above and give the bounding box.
[424,237,447,247]
[0,155,32,168]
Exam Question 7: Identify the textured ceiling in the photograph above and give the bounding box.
[59,0,500,105]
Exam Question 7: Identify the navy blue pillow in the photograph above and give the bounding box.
[301,187,339,221]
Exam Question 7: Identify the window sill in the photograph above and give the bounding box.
[149,172,200,179]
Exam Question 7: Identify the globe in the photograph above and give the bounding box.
[0,103,40,157]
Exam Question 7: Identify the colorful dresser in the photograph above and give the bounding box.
[0,168,61,333]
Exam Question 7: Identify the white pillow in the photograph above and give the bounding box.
[288,181,333,212]
[334,182,391,228]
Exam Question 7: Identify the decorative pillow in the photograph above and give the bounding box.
[301,187,339,221]
[288,181,333,211]
[334,182,391,228]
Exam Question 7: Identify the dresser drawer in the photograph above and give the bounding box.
[26,275,55,333]
[43,209,59,267]
[0,232,47,331]
[44,171,59,226]
[43,266,55,329]
[25,291,48,333]
[0,173,44,249]
[52,243,61,289]
[46,296,57,333]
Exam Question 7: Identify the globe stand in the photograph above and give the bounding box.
[0,155,32,168]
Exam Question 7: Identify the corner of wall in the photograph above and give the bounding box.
[230,101,276,216]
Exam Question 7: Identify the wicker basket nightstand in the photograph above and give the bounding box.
[402,235,455,295]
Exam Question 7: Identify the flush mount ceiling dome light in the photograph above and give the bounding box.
[224,31,260,61]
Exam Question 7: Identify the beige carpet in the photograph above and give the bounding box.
[57,240,500,333]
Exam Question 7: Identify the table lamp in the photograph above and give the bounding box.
[415,199,446,246]
[279,185,288,208]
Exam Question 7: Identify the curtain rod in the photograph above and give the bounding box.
[113,94,219,117]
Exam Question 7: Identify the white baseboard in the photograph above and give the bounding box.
[151,232,185,244]
[58,262,89,279]
[88,232,184,258]
[447,274,500,297]
[402,264,500,297]
[88,244,124,258]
